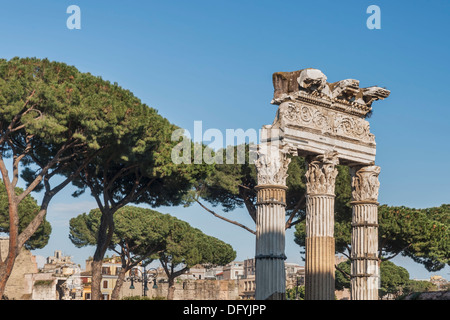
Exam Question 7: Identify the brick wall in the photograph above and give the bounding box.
[120,279,240,300]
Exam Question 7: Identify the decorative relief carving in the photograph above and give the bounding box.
[305,152,339,195]
[281,102,375,143]
[333,114,375,143]
[284,103,300,122]
[300,105,331,133]
[350,166,381,202]
[255,145,291,186]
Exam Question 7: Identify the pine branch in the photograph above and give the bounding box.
[195,198,256,235]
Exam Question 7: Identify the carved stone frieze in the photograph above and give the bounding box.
[279,102,375,144]
[333,113,374,143]
[350,166,381,202]
[305,152,339,195]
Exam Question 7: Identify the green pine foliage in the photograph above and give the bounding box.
[70,205,236,300]
[297,203,450,273]
[0,180,51,250]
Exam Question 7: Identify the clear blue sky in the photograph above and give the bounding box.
[1,1,449,280]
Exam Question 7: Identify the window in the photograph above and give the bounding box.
[103,280,108,289]
[85,293,91,300]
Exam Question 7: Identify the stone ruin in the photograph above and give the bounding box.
[254,68,390,300]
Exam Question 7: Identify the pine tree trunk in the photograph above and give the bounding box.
[167,277,175,300]
[111,268,127,300]
[0,252,17,299]
[91,259,103,300]
[0,187,19,299]
[90,210,115,300]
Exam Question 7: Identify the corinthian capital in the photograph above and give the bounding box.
[350,166,381,202]
[255,144,291,186]
[305,151,339,195]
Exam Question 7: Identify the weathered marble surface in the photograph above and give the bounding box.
[254,67,389,301]
[268,68,390,166]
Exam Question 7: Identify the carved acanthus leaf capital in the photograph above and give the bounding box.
[255,145,291,186]
[305,151,339,195]
[350,166,381,202]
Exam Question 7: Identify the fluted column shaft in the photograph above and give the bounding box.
[304,152,339,300]
[254,145,290,300]
[305,194,335,300]
[350,166,381,300]
[255,185,287,300]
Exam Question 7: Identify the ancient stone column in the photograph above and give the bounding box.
[350,165,381,300]
[255,144,290,300]
[304,152,339,300]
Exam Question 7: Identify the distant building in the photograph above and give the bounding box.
[0,239,83,300]
[223,261,245,280]
[0,237,38,300]
[81,255,164,300]
[244,258,256,278]
[46,250,72,265]
[215,271,224,280]
[0,242,365,300]
[413,275,449,291]
[182,264,223,280]
[42,250,78,276]
[239,258,305,300]
[81,255,123,300]
[181,261,245,281]
[240,275,255,300]
[430,275,448,290]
